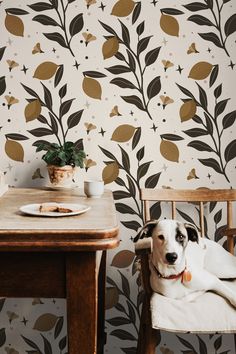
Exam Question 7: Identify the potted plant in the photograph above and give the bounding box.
[35,141,86,187]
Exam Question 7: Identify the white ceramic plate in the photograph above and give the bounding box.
[19,202,91,217]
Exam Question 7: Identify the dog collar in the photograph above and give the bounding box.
[151,262,186,280]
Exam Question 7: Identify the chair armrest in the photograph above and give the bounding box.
[135,238,152,255]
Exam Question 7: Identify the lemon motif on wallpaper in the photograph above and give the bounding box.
[5,140,24,162]
[102,162,119,185]
[33,61,59,80]
[160,139,179,163]
[188,61,213,80]
[160,14,179,37]
[102,37,119,59]
[111,0,135,17]
[111,250,135,268]
[24,99,42,122]
[5,14,24,37]
[180,99,197,122]
[111,124,137,142]
[33,313,59,332]
[82,77,102,99]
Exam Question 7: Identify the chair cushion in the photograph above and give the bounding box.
[150,280,236,333]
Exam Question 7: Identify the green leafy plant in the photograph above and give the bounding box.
[36,141,86,168]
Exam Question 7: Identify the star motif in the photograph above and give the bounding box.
[73,60,80,70]
[99,127,106,136]
[85,101,90,109]
[7,38,13,46]
[21,65,29,74]
[130,110,134,116]
[162,38,168,46]
[176,65,184,74]
[207,173,211,179]
[151,0,158,6]
[21,317,28,326]
[6,163,13,171]
[162,164,168,171]
[228,60,235,70]
[150,123,158,132]
[99,2,106,11]
[207,48,211,53]
[52,48,56,53]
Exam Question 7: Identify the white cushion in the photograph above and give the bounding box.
[151,280,236,333]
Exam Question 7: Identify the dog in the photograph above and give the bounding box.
[134,219,236,307]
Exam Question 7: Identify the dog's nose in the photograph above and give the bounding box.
[166,252,178,264]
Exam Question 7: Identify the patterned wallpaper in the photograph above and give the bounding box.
[0,0,236,353]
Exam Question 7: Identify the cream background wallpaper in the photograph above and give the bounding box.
[0,0,236,353]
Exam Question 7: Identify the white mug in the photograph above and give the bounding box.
[84,180,104,198]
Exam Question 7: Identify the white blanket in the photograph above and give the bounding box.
[151,280,236,333]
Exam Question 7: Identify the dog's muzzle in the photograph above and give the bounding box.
[165,252,178,264]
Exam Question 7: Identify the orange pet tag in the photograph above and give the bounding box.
[182,269,192,282]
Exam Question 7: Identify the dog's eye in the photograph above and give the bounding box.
[158,235,164,240]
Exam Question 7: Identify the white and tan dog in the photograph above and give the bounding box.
[134,219,236,307]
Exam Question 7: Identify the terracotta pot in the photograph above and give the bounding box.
[47,165,75,188]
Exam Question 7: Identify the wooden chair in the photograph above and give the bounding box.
[135,188,236,354]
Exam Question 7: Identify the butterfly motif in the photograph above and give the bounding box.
[84,158,97,172]
[187,42,199,54]
[84,122,96,134]
[32,42,44,54]
[187,168,199,180]
[110,105,122,117]
[82,32,96,46]
[32,298,44,305]
[160,346,174,354]
[32,168,44,180]
[7,60,19,72]
[7,311,19,324]
[162,60,174,72]
[85,0,96,9]
[5,95,19,109]
[160,95,174,109]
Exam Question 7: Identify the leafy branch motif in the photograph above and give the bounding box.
[106,271,143,354]
[100,129,162,231]
[178,333,228,354]
[100,7,162,121]
[183,0,236,58]
[28,0,84,58]
[4,79,84,163]
[21,315,67,353]
[178,81,236,183]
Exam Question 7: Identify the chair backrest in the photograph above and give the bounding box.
[140,188,236,254]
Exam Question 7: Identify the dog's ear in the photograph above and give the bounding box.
[133,220,158,243]
[184,223,199,243]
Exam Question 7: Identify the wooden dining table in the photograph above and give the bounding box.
[0,187,119,354]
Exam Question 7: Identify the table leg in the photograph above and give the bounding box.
[97,251,107,354]
[66,252,97,354]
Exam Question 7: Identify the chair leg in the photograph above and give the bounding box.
[136,297,157,354]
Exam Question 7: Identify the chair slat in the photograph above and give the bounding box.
[140,188,236,202]
[171,201,176,219]
[227,201,234,254]
[199,202,204,237]
[144,200,150,222]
